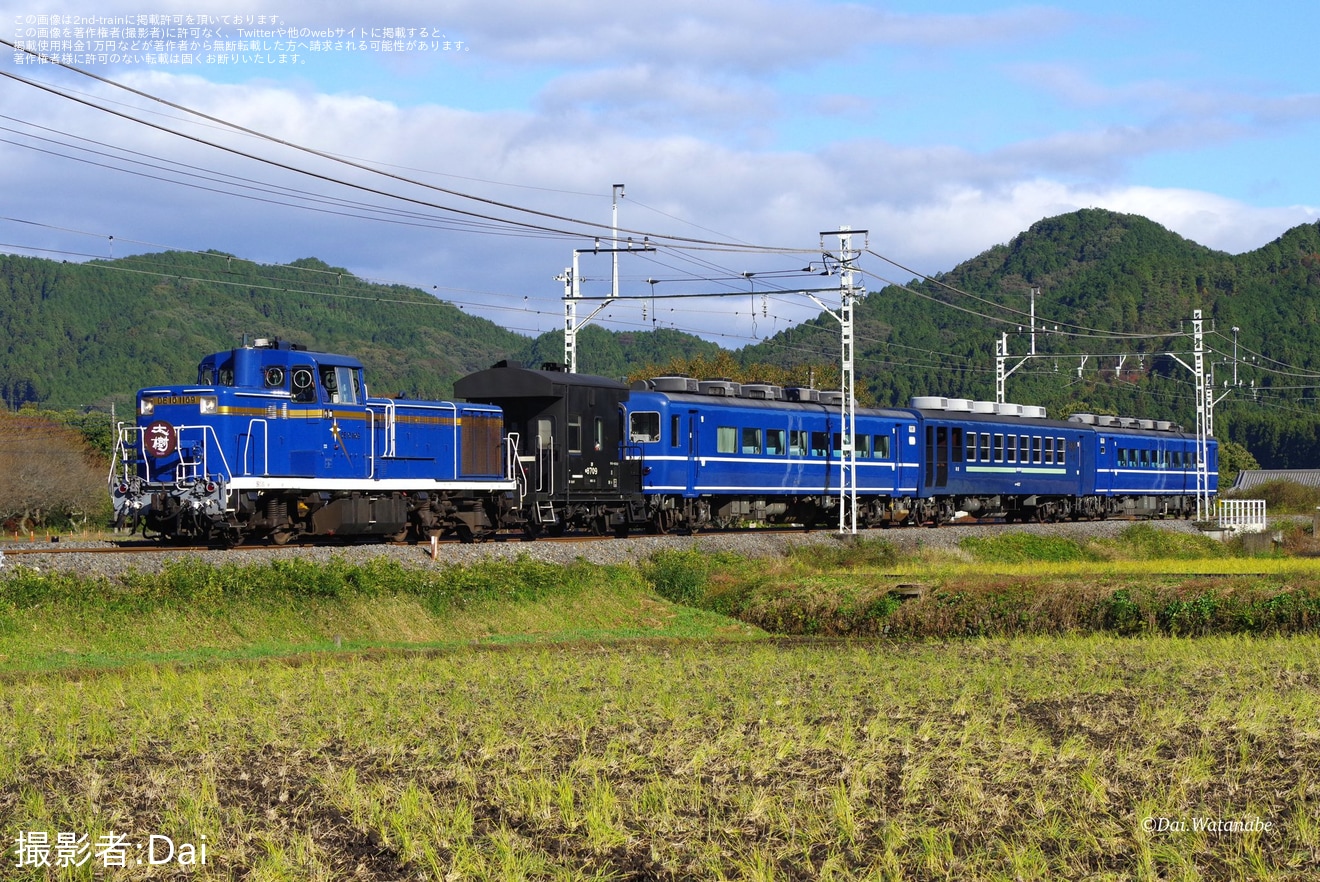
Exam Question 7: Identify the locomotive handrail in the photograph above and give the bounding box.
[172,424,236,488]
[242,419,270,476]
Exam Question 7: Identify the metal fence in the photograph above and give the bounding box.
[1217,499,1267,533]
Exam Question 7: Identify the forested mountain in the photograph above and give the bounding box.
[0,250,712,409]
[742,210,1320,468]
[4,209,1320,467]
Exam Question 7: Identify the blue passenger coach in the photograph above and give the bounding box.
[110,339,516,543]
[625,378,921,530]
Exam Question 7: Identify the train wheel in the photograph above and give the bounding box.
[271,529,295,546]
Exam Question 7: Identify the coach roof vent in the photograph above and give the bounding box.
[819,391,846,406]
[785,387,820,402]
[970,400,997,414]
[945,398,973,412]
[1156,420,1173,431]
[1023,405,1048,419]
[742,384,783,400]
[651,376,699,393]
[995,403,1024,416]
[1069,413,1098,425]
[910,396,946,409]
[698,380,740,397]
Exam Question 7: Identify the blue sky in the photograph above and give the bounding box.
[2,0,1318,345]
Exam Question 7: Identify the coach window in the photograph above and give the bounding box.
[951,428,962,463]
[1007,435,1017,464]
[965,431,977,462]
[1032,436,1043,464]
[790,430,807,456]
[875,434,891,459]
[670,415,681,448]
[810,432,829,457]
[742,428,762,455]
[857,435,871,457]
[1044,437,1055,465]
[979,432,991,462]
[717,426,737,454]
[630,411,660,443]
[993,433,1004,462]
[1140,449,1150,468]
[766,428,785,456]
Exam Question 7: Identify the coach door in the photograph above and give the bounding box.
[925,424,950,489]
[685,411,699,495]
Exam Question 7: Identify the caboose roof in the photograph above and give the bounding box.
[455,362,628,400]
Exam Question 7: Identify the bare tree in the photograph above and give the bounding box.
[0,412,107,530]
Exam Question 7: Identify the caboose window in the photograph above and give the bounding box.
[568,416,582,454]
[742,428,762,455]
[766,429,785,456]
[630,412,660,443]
[717,426,736,454]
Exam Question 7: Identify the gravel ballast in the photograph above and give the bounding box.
[0,519,1209,581]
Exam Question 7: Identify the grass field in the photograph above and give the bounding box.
[2,528,1319,880]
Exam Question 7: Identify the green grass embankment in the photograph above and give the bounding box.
[0,556,759,674]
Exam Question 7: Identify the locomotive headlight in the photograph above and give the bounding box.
[199,396,218,415]
[139,399,155,416]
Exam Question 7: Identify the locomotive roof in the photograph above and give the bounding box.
[203,345,363,368]
[455,361,629,400]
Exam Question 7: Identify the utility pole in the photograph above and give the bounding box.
[806,227,866,534]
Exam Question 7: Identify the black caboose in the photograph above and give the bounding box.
[455,361,644,536]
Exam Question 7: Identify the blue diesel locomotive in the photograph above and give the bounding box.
[110,339,517,543]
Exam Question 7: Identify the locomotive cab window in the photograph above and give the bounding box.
[198,363,216,385]
[291,366,316,403]
[320,366,359,405]
[630,412,660,443]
